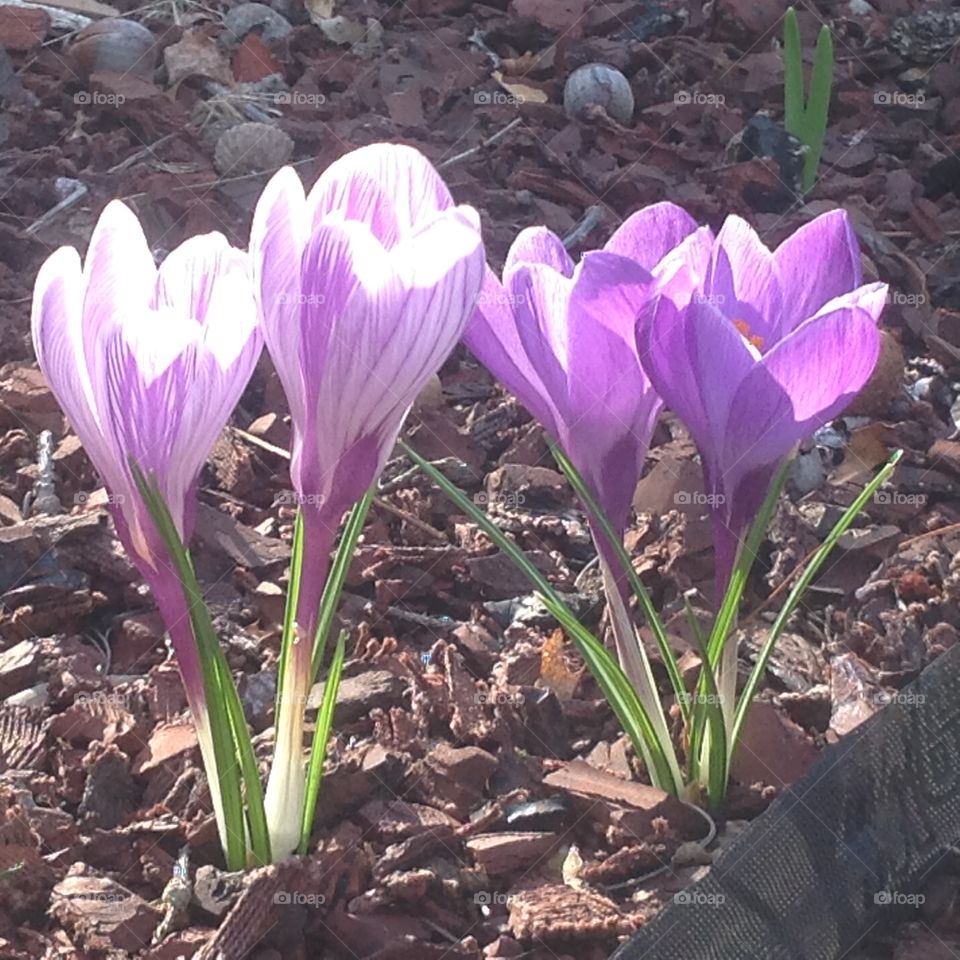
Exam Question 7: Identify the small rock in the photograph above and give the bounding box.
[68,19,157,83]
[507,883,636,942]
[79,746,136,829]
[466,832,557,875]
[845,330,905,417]
[222,3,292,45]
[0,640,39,698]
[193,864,244,918]
[309,669,407,724]
[564,63,634,124]
[132,722,197,775]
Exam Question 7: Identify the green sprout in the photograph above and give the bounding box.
[783,6,834,193]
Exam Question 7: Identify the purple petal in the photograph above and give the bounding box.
[652,225,714,305]
[706,215,783,346]
[561,251,658,531]
[716,305,882,557]
[816,281,888,324]
[306,143,455,248]
[32,245,122,492]
[464,267,562,438]
[604,201,699,271]
[304,206,484,513]
[637,296,756,472]
[504,226,575,278]
[250,166,310,430]
[774,209,862,333]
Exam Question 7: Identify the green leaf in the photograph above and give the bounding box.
[131,462,271,868]
[728,450,902,776]
[310,490,375,681]
[298,629,347,854]
[404,443,681,795]
[803,24,834,191]
[548,442,687,714]
[783,7,804,136]
[275,509,305,721]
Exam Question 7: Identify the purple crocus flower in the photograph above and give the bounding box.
[465,202,701,545]
[637,209,887,592]
[250,143,485,635]
[32,200,262,848]
[249,142,485,856]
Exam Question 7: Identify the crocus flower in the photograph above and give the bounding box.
[637,209,887,593]
[465,202,701,546]
[250,142,485,856]
[32,200,262,851]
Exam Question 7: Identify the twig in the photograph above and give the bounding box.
[25,181,88,237]
[437,117,523,170]
[562,205,604,249]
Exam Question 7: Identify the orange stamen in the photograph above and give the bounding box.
[733,319,764,350]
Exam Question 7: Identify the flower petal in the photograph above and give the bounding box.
[464,267,561,438]
[718,306,882,528]
[604,201,699,271]
[302,206,484,512]
[32,245,119,489]
[774,209,862,333]
[503,225,574,278]
[306,143,454,247]
[637,295,756,472]
[250,166,309,431]
[706,215,783,345]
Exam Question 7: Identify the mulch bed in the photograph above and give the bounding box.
[0,0,959,957]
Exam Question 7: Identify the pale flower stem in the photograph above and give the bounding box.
[264,635,310,858]
[598,553,683,790]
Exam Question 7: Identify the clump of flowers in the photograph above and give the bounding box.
[32,133,896,866]
[33,144,484,866]
[416,206,895,804]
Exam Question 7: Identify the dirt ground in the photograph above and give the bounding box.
[1,0,960,957]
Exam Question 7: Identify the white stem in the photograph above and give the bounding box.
[599,554,683,790]
[264,664,308,858]
[192,716,232,856]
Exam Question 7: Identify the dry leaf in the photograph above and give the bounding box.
[830,423,893,485]
[492,69,548,104]
[539,628,581,700]
[163,28,232,88]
